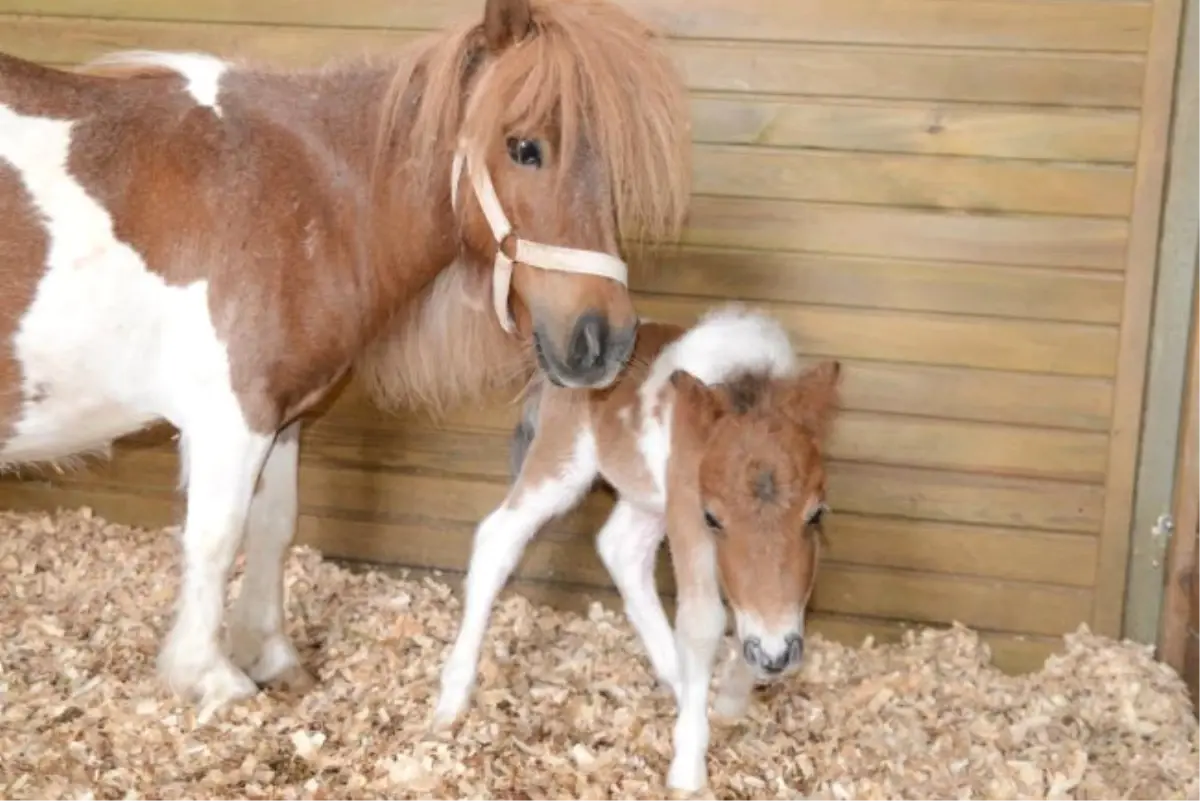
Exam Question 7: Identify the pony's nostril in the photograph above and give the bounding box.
[786,633,804,666]
[566,312,608,373]
[742,636,764,667]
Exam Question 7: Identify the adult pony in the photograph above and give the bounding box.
[0,0,691,720]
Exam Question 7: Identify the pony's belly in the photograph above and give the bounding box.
[0,397,158,465]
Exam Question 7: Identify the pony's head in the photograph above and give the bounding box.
[396,0,691,389]
[670,360,842,681]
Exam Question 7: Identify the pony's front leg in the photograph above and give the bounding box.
[433,431,597,727]
[595,500,679,701]
[227,420,314,692]
[666,534,725,794]
[158,402,274,723]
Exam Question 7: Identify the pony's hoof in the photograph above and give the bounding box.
[158,634,258,722]
[666,757,708,795]
[229,629,311,691]
[430,690,468,730]
[711,688,750,724]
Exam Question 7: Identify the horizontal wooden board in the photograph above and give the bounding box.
[4,17,1147,108]
[641,247,1125,325]
[0,0,1153,51]
[694,144,1134,216]
[329,359,1116,432]
[635,295,1120,377]
[302,406,1111,483]
[690,96,1141,163]
[683,197,1129,272]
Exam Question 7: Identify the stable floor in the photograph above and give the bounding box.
[1,509,1196,800]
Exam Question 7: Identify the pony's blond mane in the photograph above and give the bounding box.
[378,0,692,253]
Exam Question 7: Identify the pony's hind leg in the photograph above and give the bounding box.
[227,420,314,692]
[158,399,274,723]
[433,426,598,728]
[595,501,679,701]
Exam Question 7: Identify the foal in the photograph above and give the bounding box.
[434,306,842,793]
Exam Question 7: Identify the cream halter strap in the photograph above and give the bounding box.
[450,141,629,334]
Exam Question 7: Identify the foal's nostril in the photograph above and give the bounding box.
[566,312,609,374]
[786,633,804,666]
[742,637,764,667]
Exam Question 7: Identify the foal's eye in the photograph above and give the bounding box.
[703,509,723,533]
[506,137,543,168]
[807,504,828,527]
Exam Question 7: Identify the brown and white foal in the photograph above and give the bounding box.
[434,306,842,793]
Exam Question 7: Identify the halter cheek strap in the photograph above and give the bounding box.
[451,142,629,334]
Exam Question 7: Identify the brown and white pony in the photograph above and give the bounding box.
[0,0,690,721]
[433,306,842,793]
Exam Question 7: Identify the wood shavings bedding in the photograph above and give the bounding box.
[1,508,1196,800]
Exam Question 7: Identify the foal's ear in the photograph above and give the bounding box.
[788,359,843,439]
[669,370,725,426]
[483,0,534,53]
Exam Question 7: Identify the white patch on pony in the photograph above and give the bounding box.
[633,304,798,507]
[732,606,804,673]
[0,103,231,462]
[90,50,229,116]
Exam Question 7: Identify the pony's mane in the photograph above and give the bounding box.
[377,0,692,254]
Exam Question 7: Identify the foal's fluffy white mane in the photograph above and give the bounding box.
[645,304,799,394]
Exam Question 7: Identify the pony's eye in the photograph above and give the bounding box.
[506,137,543,168]
[703,509,723,533]
[807,504,828,527]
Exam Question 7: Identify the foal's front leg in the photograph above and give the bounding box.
[227,420,314,691]
[433,430,598,727]
[667,534,725,793]
[159,400,274,722]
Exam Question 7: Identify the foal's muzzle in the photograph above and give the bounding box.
[742,633,804,676]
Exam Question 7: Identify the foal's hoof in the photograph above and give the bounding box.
[430,691,467,731]
[265,664,318,695]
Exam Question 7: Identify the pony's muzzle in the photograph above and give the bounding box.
[742,632,804,676]
[535,311,636,388]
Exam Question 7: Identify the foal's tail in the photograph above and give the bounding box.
[509,378,545,480]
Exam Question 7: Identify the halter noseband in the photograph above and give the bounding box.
[451,141,629,334]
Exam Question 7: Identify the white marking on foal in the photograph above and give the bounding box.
[91,51,229,116]
[434,430,599,727]
[0,102,271,719]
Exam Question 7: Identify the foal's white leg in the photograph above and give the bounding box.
[595,501,679,700]
[713,647,755,722]
[433,432,598,727]
[227,420,313,691]
[667,538,725,793]
[158,400,274,723]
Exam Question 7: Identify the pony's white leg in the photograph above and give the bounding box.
[667,537,725,793]
[227,420,313,691]
[433,432,598,727]
[158,400,274,723]
[713,646,755,722]
[595,501,679,700]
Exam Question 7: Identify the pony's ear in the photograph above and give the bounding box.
[787,359,842,440]
[483,0,533,53]
[670,370,725,428]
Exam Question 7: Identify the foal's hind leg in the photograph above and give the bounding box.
[595,501,680,701]
[433,429,598,728]
[158,400,274,722]
[227,420,314,692]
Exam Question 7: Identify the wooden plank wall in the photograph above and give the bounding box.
[0,0,1186,674]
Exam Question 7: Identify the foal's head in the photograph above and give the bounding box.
[671,360,842,681]
[396,0,691,389]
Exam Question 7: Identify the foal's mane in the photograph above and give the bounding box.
[375,0,693,253]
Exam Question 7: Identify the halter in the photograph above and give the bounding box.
[451,141,629,334]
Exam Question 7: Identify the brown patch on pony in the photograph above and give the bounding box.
[0,162,47,448]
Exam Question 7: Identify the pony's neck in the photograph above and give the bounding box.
[260,57,464,341]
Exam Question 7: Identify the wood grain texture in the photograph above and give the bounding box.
[1093,0,1189,637]
[0,0,1153,50]
[1,16,1147,108]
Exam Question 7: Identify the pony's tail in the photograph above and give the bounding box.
[508,378,545,480]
